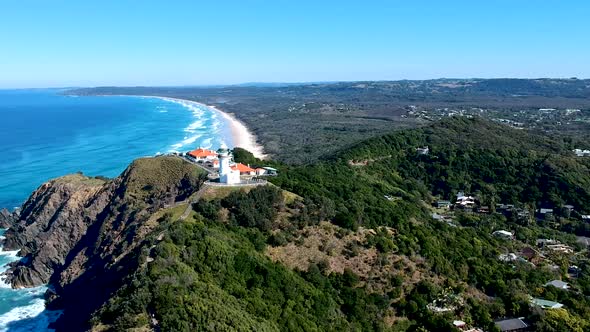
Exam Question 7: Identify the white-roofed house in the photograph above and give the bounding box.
[544,280,570,290]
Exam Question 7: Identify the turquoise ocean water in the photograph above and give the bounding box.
[0,89,233,331]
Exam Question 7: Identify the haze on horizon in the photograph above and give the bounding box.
[1,0,589,88]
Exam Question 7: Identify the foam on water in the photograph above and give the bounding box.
[161,97,233,152]
[0,298,62,332]
[0,231,61,331]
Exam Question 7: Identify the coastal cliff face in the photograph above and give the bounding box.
[0,208,16,229]
[1,156,207,329]
[2,174,108,287]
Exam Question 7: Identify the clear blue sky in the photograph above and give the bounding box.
[1,1,588,88]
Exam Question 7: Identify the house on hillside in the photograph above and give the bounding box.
[262,167,278,175]
[573,148,590,157]
[477,206,490,214]
[494,318,529,332]
[563,205,574,214]
[536,239,558,247]
[435,200,452,209]
[493,230,514,240]
[456,193,476,209]
[499,253,519,262]
[536,208,554,221]
[545,244,574,254]
[416,146,429,155]
[520,247,543,264]
[582,215,590,222]
[544,280,569,290]
[530,298,564,309]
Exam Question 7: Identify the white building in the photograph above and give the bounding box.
[493,230,514,239]
[217,147,241,184]
[573,149,590,157]
[544,280,570,290]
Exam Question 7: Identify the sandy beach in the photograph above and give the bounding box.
[152,96,266,159]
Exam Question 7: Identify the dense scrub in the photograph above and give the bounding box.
[88,118,590,331]
[273,117,590,232]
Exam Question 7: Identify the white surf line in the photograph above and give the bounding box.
[148,96,267,159]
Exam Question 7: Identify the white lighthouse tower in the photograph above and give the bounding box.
[217,147,240,184]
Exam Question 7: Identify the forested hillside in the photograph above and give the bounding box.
[88,117,590,331]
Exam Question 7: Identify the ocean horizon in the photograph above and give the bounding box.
[0,89,233,331]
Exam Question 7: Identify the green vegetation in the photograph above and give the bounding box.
[94,209,387,331]
[86,117,590,331]
[122,156,208,202]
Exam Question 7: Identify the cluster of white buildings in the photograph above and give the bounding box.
[573,148,590,157]
[186,147,277,185]
[456,192,476,208]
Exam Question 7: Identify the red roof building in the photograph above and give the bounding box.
[231,163,256,175]
[188,148,217,159]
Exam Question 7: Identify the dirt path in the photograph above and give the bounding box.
[180,183,210,220]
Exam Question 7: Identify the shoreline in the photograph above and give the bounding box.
[145,96,267,159]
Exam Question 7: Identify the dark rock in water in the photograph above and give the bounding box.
[1,156,207,330]
[0,208,15,228]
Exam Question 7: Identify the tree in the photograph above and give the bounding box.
[536,308,588,332]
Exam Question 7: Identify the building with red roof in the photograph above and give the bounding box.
[230,163,256,175]
[188,148,217,161]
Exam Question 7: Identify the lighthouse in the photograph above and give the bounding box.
[217,147,240,184]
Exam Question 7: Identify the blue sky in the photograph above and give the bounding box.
[1,1,588,87]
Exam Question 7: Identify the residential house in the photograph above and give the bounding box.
[545,244,574,254]
[499,253,519,262]
[262,166,278,175]
[432,213,445,221]
[573,148,590,157]
[496,204,515,212]
[520,247,543,264]
[563,205,574,213]
[536,239,558,247]
[453,320,467,329]
[537,208,554,221]
[477,206,490,214]
[435,200,452,209]
[582,215,590,222]
[530,298,564,309]
[544,280,569,290]
[456,196,476,209]
[493,230,514,240]
[416,146,429,155]
[494,318,529,332]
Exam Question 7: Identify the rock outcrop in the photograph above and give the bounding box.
[0,156,207,330]
[2,174,109,287]
[0,208,16,229]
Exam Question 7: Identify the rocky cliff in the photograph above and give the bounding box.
[1,156,207,330]
[0,208,16,229]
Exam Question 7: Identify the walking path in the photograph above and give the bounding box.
[180,182,211,220]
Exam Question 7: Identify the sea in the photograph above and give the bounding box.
[0,89,234,331]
